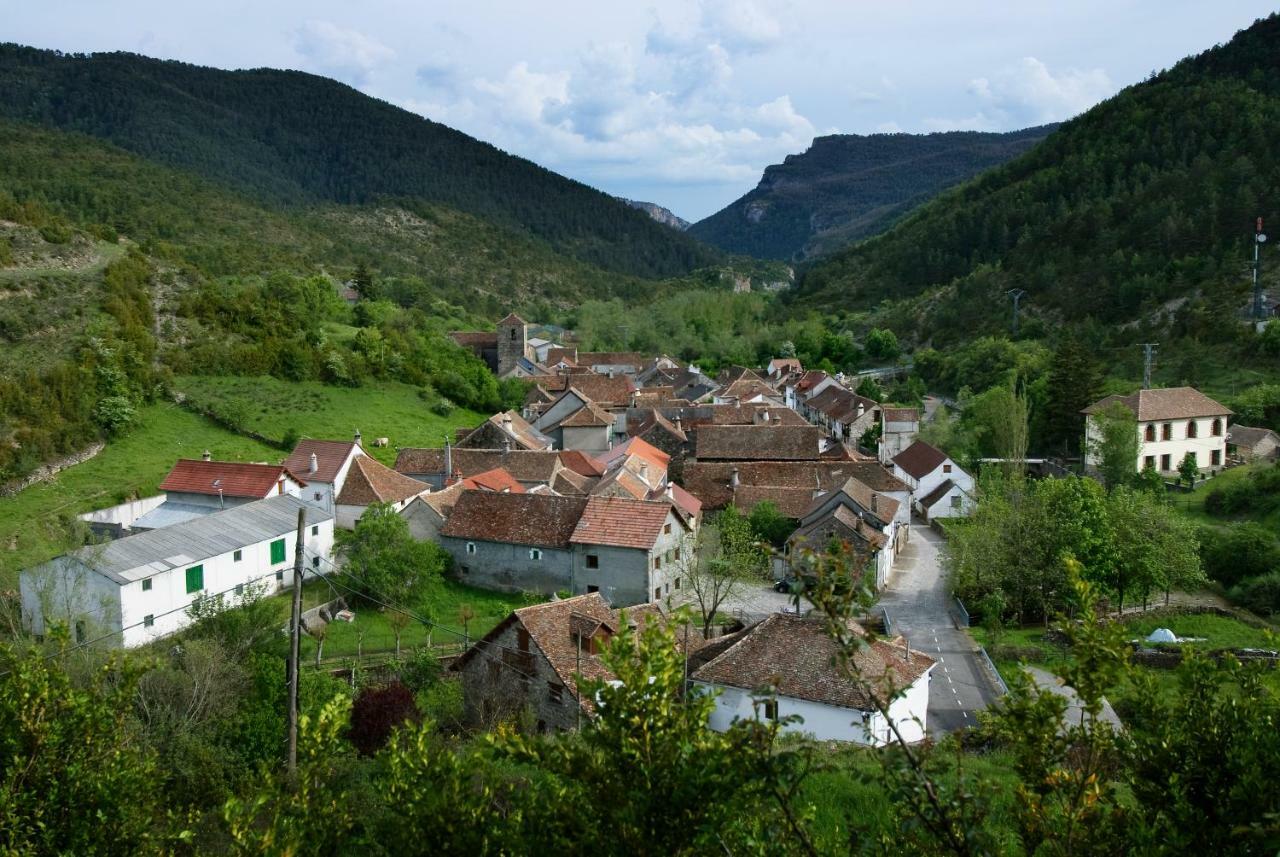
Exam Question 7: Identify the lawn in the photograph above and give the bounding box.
[175,375,484,466]
[1117,612,1277,650]
[291,577,537,663]
[1171,460,1271,528]
[0,402,278,584]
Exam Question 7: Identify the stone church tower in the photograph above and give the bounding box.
[496,312,528,376]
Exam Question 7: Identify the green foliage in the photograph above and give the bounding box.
[1229,571,1280,616]
[1090,401,1140,490]
[747,500,796,547]
[1199,523,1280,587]
[864,327,900,362]
[336,503,449,610]
[1177,452,1200,489]
[0,644,165,853]
[1042,334,1103,456]
[1204,461,1280,518]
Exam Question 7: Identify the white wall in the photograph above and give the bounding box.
[21,520,335,648]
[336,495,415,530]
[78,494,168,529]
[923,484,974,521]
[1085,416,1228,474]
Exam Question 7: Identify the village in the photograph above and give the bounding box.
[20,310,1270,747]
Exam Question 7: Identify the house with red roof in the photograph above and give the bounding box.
[122,455,308,531]
[282,437,367,517]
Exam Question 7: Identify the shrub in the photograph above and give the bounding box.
[1230,572,1280,618]
[348,682,419,756]
[430,397,454,417]
[398,649,443,694]
[1200,523,1280,587]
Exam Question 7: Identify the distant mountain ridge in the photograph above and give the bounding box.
[0,44,720,279]
[689,125,1056,261]
[619,199,690,231]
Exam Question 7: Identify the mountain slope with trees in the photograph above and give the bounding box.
[795,13,1280,347]
[689,125,1054,261]
[0,44,720,279]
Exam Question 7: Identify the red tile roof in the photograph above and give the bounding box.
[690,615,933,710]
[694,424,822,461]
[159,459,305,498]
[395,448,562,485]
[530,373,635,407]
[596,436,671,473]
[441,492,588,548]
[559,449,606,477]
[282,440,361,484]
[570,496,675,550]
[449,331,498,347]
[1081,387,1232,421]
[891,441,949,480]
[462,467,525,494]
[336,455,429,506]
[559,399,614,427]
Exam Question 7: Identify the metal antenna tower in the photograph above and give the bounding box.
[1253,217,1268,323]
[1141,343,1158,389]
[1007,289,1027,337]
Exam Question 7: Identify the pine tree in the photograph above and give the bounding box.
[1043,334,1102,456]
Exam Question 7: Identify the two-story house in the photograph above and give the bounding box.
[891,441,975,519]
[1083,387,1232,476]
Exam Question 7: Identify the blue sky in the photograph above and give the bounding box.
[4,1,1275,220]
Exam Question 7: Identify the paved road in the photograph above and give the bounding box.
[1025,666,1123,734]
[879,523,1000,735]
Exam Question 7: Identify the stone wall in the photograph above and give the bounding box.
[0,441,105,498]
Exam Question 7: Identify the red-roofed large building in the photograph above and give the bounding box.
[1082,387,1232,477]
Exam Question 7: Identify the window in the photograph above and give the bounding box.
[1162,423,1172,440]
[529,548,542,561]
[1161,454,1171,471]
[664,582,670,596]
[548,682,564,704]
[141,578,152,592]
[663,523,672,535]
[1211,449,1222,467]
[185,565,204,594]
[75,621,85,644]
[654,586,661,601]
[586,584,599,593]
[943,463,952,474]
[466,542,477,555]
[653,556,661,570]
[586,554,599,569]
[762,699,778,721]
[233,550,242,562]
[510,328,517,340]
[461,565,470,575]
[1187,420,1198,439]
[674,578,681,591]
[1144,455,1156,470]
[270,538,286,564]
[1145,424,1156,442]
[1212,418,1223,437]
[143,614,154,628]
[311,525,319,536]
[517,628,530,652]
[276,570,284,582]
[950,495,962,509]
[314,492,322,501]
[234,584,244,596]
[674,546,681,560]
[312,557,320,569]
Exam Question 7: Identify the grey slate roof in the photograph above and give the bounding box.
[56,495,330,585]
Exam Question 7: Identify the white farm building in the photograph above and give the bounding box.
[21,494,333,648]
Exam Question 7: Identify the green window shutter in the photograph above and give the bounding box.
[271,538,286,564]
[185,565,204,594]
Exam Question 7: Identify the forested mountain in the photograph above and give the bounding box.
[689,126,1054,260]
[796,13,1280,347]
[0,44,719,279]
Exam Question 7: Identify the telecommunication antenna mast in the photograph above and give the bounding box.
[1253,217,1268,322]
[1141,343,1158,390]
[1007,289,1027,337]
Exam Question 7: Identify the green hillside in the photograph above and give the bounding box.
[796,13,1280,348]
[0,44,720,279]
[689,126,1054,261]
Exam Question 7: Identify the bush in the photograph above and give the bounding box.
[348,682,419,756]
[430,397,454,417]
[398,648,443,693]
[1200,523,1280,587]
[38,223,72,244]
[280,426,301,451]
[1230,572,1280,617]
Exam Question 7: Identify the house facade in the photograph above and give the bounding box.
[1228,425,1280,463]
[282,438,366,517]
[21,495,334,648]
[689,615,934,745]
[879,407,921,465]
[1082,387,1232,476]
[892,441,975,517]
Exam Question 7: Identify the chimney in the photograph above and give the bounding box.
[503,436,512,454]
[309,452,318,473]
[905,639,911,663]
[871,493,878,513]
[201,449,212,462]
[674,416,683,433]
[665,483,674,499]
[730,467,740,488]
[444,439,453,484]
[754,407,767,425]
[608,370,615,379]
[639,461,649,482]
[502,412,513,430]
[354,428,362,444]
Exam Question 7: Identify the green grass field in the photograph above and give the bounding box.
[1171,461,1271,528]
[0,402,278,584]
[175,375,483,466]
[293,578,536,662]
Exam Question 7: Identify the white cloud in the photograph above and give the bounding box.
[969,57,1113,125]
[293,20,394,87]
[702,0,783,53]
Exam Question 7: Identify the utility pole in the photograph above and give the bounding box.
[1253,217,1268,323]
[1141,343,1158,390]
[1007,289,1027,337]
[286,506,305,778]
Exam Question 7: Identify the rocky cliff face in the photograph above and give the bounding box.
[619,198,690,231]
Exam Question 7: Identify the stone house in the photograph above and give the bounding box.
[399,482,464,542]
[783,477,901,589]
[451,593,700,732]
[1082,387,1232,476]
[457,411,553,451]
[334,455,429,529]
[1228,425,1280,462]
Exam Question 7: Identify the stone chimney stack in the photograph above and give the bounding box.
[201,449,212,462]
[730,467,740,489]
[309,452,319,473]
[674,416,683,433]
[354,428,362,445]
[444,439,453,484]
[871,493,878,513]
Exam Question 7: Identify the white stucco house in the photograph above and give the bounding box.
[892,441,975,517]
[689,614,935,745]
[1082,387,1232,476]
[282,437,367,517]
[21,494,334,648]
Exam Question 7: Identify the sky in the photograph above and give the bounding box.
[3,1,1276,221]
